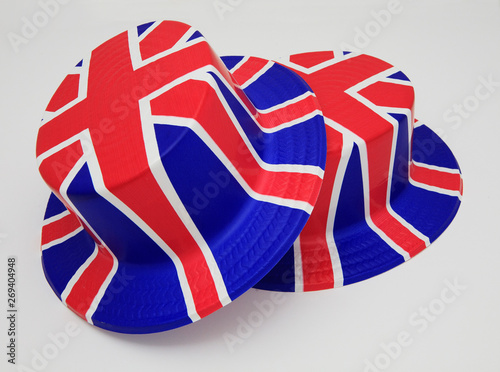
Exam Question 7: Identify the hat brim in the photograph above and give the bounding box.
[254,120,463,292]
[40,55,327,333]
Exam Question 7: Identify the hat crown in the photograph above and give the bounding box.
[36,21,239,195]
[36,21,326,265]
[37,21,330,333]
[290,51,417,226]
[256,51,463,292]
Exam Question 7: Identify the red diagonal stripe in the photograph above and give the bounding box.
[411,163,463,194]
[38,141,84,191]
[46,74,80,112]
[371,212,426,256]
[42,213,81,246]
[230,57,269,86]
[317,54,392,93]
[139,21,191,60]
[232,60,321,129]
[256,94,320,129]
[359,81,415,109]
[65,246,114,320]
[289,51,334,69]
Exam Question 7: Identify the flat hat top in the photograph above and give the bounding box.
[37,21,327,333]
[254,51,463,292]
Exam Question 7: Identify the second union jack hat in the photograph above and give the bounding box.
[253,51,463,292]
[35,21,327,333]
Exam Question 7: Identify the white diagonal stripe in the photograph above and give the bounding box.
[228,56,250,74]
[256,91,316,114]
[409,177,463,200]
[61,242,99,305]
[42,209,70,226]
[41,226,84,251]
[240,61,274,89]
[412,160,461,175]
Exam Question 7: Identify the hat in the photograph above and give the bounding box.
[249,51,463,292]
[36,21,327,333]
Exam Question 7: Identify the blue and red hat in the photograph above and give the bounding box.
[252,51,463,292]
[36,21,327,333]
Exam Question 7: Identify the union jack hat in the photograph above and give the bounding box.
[36,21,327,333]
[253,51,463,292]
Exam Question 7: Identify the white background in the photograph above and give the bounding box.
[1,0,499,371]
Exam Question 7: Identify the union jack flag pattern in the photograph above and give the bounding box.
[253,51,463,292]
[36,21,327,333]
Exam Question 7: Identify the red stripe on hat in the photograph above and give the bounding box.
[256,94,320,129]
[37,142,105,247]
[150,79,322,207]
[289,51,335,69]
[230,57,269,87]
[38,141,84,191]
[42,213,81,247]
[46,74,80,112]
[371,212,426,256]
[358,81,415,110]
[299,126,344,291]
[232,59,321,130]
[411,163,463,194]
[65,246,114,320]
[139,21,191,60]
